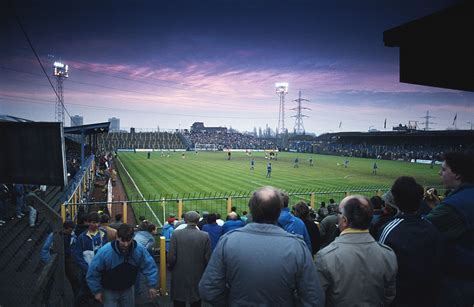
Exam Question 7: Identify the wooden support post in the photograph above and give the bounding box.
[71,203,75,222]
[227,197,232,213]
[123,202,128,224]
[159,236,167,295]
[178,199,183,220]
[310,192,315,208]
[61,203,66,223]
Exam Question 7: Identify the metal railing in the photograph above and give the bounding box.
[64,186,393,225]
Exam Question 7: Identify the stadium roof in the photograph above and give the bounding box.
[0,114,34,122]
[384,0,474,92]
[63,122,110,135]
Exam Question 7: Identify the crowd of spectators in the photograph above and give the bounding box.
[182,131,277,150]
[314,142,470,161]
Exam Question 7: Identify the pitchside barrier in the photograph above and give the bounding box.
[62,184,446,227]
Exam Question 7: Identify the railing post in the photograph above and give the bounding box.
[71,203,75,222]
[159,236,167,295]
[123,202,128,224]
[310,192,315,208]
[178,199,183,220]
[61,203,66,223]
[227,197,232,213]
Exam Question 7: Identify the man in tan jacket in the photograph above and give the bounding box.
[315,195,398,306]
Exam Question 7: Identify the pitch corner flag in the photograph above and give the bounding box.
[339,121,342,128]
[384,118,387,129]
[452,113,457,126]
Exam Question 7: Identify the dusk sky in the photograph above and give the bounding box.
[1,0,473,134]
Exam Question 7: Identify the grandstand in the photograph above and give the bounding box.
[97,131,186,151]
[0,118,112,306]
[306,130,474,161]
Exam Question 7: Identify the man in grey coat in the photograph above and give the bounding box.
[168,211,211,307]
[199,186,325,306]
[315,195,398,306]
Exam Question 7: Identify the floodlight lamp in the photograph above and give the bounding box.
[275,82,289,94]
[54,62,65,68]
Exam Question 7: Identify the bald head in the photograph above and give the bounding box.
[340,195,373,230]
[184,211,200,225]
[248,186,282,224]
[228,212,238,220]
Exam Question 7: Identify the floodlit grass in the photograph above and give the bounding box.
[116,151,442,225]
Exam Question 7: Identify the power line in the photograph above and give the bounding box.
[1,66,272,109]
[0,94,276,120]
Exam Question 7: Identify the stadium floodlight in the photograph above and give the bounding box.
[275,82,289,94]
[275,82,289,134]
[53,61,69,78]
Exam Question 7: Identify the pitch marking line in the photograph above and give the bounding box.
[117,157,163,227]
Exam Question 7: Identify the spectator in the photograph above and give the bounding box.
[73,212,108,305]
[198,211,209,230]
[161,218,175,252]
[215,213,224,226]
[109,213,123,230]
[240,210,248,224]
[40,221,80,297]
[222,212,245,234]
[319,204,340,249]
[87,224,158,306]
[226,207,240,221]
[377,176,444,306]
[99,214,117,241]
[168,211,211,307]
[202,213,223,251]
[174,213,186,228]
[277,192,312,251]
[199,186,324,306]
[75,212,89,236]
[426,151,474,305]
[135,222,157,253]
[317,201,328,222]
[294,201,321,256]
[370,195,384,226]
[316,195,398,306]
[369,191,399,238]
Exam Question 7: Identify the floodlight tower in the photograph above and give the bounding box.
[53,61,69,124]
[291,90,311,134]
[275,82,289,135]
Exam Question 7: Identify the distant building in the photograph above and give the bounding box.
[108,117,120,132]
[191,122,227,134]
[71,115,83,127]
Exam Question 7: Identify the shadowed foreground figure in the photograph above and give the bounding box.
[168,211,211,307]
[199,186,324,306]
[426,151,474,306]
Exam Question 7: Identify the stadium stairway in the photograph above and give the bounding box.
[0,186,67,306]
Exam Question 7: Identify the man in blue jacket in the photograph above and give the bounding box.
[87,223,159,306]
[278,192,312,251]
[73,212,108,305]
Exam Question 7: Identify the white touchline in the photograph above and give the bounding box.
[117,157,163,227]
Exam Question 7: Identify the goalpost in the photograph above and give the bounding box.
[194,143,218,151]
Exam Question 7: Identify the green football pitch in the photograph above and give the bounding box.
[116,151,442,225]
